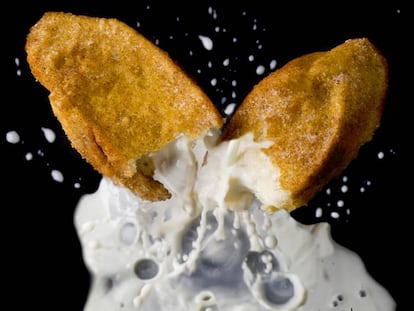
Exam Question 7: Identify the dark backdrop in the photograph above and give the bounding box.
[2,1,409,310]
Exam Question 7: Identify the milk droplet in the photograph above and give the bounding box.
[199,35,213,50]
[51,169,64,183]
[377,151,384,159]
[337,200,344,207]
[341,185,348,193]
[224,103,236,116]
[6,130,20,144]
[270,59,277,70]
[331,212,340,219]
[256,65,265,75]
[264,235,277,248]
[41,127,56,143]
[133,284,153,307]
[315,207,323,218]
[25,152,33,161]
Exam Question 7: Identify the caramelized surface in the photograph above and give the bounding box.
[223,38,388,211]
[26,12,224,201]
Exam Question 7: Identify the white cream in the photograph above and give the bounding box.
[74,132,396,311]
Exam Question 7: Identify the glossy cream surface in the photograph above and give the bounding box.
[74,133,396,310]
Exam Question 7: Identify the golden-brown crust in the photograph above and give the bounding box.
[222,38,388,211]
[25,12,224,201]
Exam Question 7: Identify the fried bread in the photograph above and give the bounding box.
[222,38,388,211]
[25,12,224,201]
[26,13,388,211]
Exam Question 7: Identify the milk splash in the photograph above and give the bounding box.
[74,132,396,311]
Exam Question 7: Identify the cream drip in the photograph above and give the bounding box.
[74,132,396,311]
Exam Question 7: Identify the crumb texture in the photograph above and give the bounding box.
[25,12,224,201]
[223,38,388,210]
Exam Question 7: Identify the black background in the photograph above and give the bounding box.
[2,1,409,310]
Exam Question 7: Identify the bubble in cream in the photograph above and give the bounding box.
[75,133,395,311]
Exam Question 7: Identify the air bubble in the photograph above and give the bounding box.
[103,277,114,293]
[134,259,159,280]
[264,276,294,305]
[245,250,279,276]
[359,289,367,298]
[195,290,217,310]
